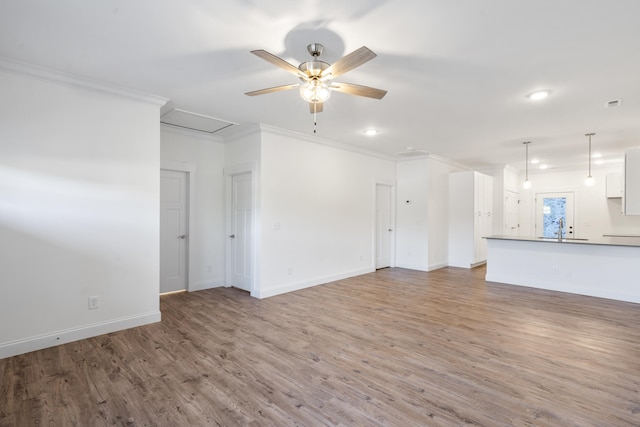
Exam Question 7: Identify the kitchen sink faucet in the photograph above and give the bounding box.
[558,217,564,241]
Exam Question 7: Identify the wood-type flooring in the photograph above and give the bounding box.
[1,266,640,426]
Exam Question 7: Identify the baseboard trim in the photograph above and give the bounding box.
[255,268,375,299]
[0,311,161,359]
[395,262,429,272]
[190,280,225,292]
[427,262,448,271]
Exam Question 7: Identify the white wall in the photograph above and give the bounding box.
[396,158,429,270]
[256,127,396,298]
[0,66,164,358]
[160,126,226,291]
[427,156,465,269]
[396,156,465,271]
[519,165,640,238]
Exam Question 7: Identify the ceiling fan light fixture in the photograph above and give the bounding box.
[299,80,331,103]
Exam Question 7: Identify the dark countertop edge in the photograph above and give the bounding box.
[484,235,640,248]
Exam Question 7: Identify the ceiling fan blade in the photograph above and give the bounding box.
[245,83,300,96]
[331,82,387,99]
[309,102,323,113]
[250,50,309,80]
[322,46,377,79]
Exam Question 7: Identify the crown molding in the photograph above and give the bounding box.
[0,56,168,106]
[256,123,396,161]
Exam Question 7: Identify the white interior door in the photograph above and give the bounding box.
[375,184,393,269]
[230,172,252,291]
[160,170,188,293]
[504,190,520,236]
[535,192,575,238]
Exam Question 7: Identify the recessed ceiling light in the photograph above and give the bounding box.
[595,159,604,165]
[405,146,414,151]
[364,129,378,136]
[539,164,548,170]
[527,90,551,100]
[592,152,602,158]
[530,158,540,164]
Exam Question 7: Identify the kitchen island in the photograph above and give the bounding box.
[485,235,640,304]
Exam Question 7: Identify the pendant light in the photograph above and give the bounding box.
[523,141,532,189]
[585,133,595,186]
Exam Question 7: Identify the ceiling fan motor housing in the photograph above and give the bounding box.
[298,60,329,79]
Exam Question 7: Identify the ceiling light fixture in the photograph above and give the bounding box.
[364,129,378,136]
[585,132,596,186]
[527,90,550,100]
[523,141,532,189]
[299,80,331,104]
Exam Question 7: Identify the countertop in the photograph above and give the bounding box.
[484,235,640,248]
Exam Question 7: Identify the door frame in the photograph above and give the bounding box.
[373,179,396,269]
[160,162,195,292]
[224,162,258,296]
[534,191,576,238]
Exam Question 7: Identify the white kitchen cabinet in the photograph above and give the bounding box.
[606,173,623,199]
[625,148,640,215]
[448,171,494,268]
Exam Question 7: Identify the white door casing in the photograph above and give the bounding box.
[160,170,188,293]
[229,172,252,291]
[376,184,393,269]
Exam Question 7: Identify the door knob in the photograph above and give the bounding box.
[178,235,186,239]
[229,234,235,238]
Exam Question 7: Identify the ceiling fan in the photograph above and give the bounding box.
[245,43,387,113]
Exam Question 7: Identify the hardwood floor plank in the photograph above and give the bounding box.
[2,266,640,426]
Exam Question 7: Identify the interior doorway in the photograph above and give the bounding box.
[375,184,394,269]
[160,169,188,293]
[228,172,253,292]
[535,192,575,238]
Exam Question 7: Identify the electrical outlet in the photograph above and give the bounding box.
[88,296,100,310]
[207,264,213,273]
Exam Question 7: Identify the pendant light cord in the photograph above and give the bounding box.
[586,132,595,177]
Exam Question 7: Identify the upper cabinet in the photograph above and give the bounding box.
[625,148,640,215]
[606,173,623,199]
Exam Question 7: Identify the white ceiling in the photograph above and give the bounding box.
[2,0,640,172]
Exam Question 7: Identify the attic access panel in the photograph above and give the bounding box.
[161,108,237,134]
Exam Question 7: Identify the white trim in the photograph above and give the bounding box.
[225,123,396,162]
[427,262,449,271]
[0,56,168,106]
[189,280,225,292]
[0,311,161,360]
[255,268,375,299]
[160,164,196,292]
[395,262,429,272]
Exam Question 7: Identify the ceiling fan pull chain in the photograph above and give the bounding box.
[313,102,317,134]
